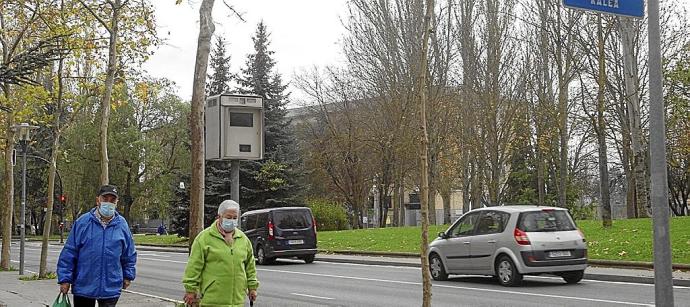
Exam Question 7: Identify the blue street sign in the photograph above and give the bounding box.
[563,0,645,18]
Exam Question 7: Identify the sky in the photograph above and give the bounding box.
[142,0,349,105]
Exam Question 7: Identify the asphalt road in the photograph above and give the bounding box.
[6,242,690,307]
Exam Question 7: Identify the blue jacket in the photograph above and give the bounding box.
[57,208,137,299]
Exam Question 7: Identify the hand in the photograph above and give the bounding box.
[123,279,131,289]
[184,292,197,305]
[248,289,257,302]
[59,283,70,294]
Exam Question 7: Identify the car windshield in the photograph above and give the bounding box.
[273,210,312,229]
[518,210,576,232]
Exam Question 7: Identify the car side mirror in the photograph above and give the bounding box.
[438,232,448,239]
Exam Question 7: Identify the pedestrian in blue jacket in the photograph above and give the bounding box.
[56,185,137,307]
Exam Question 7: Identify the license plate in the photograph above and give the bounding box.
[288,240,304,245]
[549,250,571,258]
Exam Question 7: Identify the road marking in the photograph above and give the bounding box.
[137,253,172,258]
[259,268,654,306]
[317,260,419,270]
[123,289,184,304]
[290,293,334,300]
[529,275,690,290]
[138,257,187,264]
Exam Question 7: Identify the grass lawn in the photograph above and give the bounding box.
[133,234,187,246]
[318,217,690,264]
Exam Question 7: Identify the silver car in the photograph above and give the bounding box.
[428,206,587,286]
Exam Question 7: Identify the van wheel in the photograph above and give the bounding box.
[301,255,315,264]
[495,255,522,287]
[256,246,274,265]
[429,253,448,281]
[561,270,584,284]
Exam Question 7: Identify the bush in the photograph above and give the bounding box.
[307,199,350,231]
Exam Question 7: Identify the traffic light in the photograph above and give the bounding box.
[59,194,66,203]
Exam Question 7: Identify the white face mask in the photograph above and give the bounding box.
[221,218,237,232]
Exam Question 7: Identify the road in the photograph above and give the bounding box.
[5,241,690,307]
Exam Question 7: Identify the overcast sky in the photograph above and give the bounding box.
[142,0,349,105]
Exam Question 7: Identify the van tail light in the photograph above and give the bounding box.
[514,228,531,245]
[268,220,275,240]
[577,228,586,242]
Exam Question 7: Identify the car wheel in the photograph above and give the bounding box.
[495,255,522,287]
[429,253,449,281]
[256,245,274,265]
[561,270,584,284]
[301,254,315,264]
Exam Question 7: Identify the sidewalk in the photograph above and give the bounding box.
[0,272,177,307]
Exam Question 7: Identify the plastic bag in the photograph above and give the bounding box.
[52,293,71,307]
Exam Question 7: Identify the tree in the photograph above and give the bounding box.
[78,0,126,186]
[206,35,231,96]
[236,22,300,209]
[188,0,215,246]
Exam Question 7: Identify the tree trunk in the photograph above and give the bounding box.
[556,8,568,209]
[620,103,637,218]
[99,0,122,186]
[189,0,215,248]
[619,17,648,218]
[441,188,451,224]
[39,58,64,278]
[1,86,15,270]
[418,0,435,305]
[597,15,612,227]
[392,178,400,227]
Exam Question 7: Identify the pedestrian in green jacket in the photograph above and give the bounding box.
[183,200,259,306]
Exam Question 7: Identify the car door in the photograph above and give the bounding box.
[436,211,480,272]
[470,211,511,272]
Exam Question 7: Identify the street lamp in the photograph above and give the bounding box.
[12,123,38,275]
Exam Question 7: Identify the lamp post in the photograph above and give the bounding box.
[12,123,38,275]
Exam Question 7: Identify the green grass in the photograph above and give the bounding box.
[0,266,17,272]
[576,218,690,263]
[133,234,187,246]
[19,271,57,281]
[318,225,448,254]
[317,217,690,264]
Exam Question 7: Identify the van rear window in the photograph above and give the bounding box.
[274,210,312,229]
[518,210,576,232]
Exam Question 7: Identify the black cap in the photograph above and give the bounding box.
[98,185,119,198]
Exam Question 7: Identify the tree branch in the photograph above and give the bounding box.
[78,0,111,33]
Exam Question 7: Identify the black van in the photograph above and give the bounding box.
[241,207,317,264]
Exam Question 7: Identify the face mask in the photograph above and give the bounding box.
[221,218,237,232]
[99,202,116,217]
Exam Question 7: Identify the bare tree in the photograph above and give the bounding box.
[189,0,215,246]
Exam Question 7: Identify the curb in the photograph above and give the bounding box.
[324,250,690,271]
[314,255,690,287]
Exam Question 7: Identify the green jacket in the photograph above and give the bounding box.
[183,224,259,307]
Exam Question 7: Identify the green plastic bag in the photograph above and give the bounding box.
[52,293,71,307]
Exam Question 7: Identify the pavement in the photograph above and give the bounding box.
[0,271,177,307]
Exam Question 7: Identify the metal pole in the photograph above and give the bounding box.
[19,141,27,275]
[648,0,674,305]
[230,160,240,202]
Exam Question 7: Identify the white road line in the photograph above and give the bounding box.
[529,275,690,290]
[259,268,654,307]
[138,257,187,264]
[137,253,172,258]
[290,293,334,300]
[123,289,184,304]
[317,260,420,270]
